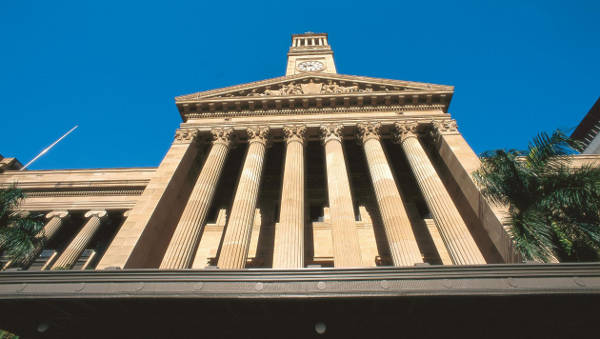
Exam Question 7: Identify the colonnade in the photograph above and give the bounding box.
[161,120,486,269]
[6,209,123,270]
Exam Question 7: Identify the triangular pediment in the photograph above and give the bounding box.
[175,73,453,102]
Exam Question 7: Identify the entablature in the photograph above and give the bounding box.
[175,74,454,121]
[176,117,456,144]
[0,168,154,211]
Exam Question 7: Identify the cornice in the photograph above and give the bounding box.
[175,73,453,101]
[17,200,138,211]
[0,263,599,299]
[25,188,144,198]
[0,180,150,190]
[183,103,449,120]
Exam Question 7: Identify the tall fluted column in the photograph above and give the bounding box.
[52,210,108,270]
[272,125,306,268]
[320,124,363,267]
[161,128,234,269]
[356,122,423,266]
[217,127,270,269]
[394,122,485,265]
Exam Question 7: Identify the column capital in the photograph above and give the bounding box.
[84,210,108,219]
[210,127,235,147]
[393,121,420,144]
[283,125,307,144]
[46,210,69,220]
[246,126,271,146]
[173,128,199,144]
[356,122,382,144]
[432,119,459,135]
[320,124,344,144]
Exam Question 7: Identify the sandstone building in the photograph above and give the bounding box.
[1,33,599,337]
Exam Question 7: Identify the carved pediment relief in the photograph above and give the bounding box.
[176,74,452,102]
[217,79,383,98]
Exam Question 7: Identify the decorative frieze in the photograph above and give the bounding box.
[185,104,446,119]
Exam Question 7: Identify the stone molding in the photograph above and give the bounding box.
[283,125,307,144]
[84,210,108,219]
[45,211,69,220]
[355,122,382,144]
[173,129,199,144]
[176,73,452,101]
[246,126,271,146]
[25,189,144,198]
[2,264,600,299]
[320,124,344,144]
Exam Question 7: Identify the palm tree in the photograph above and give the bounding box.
[473,130,600,262]
[0,186,45,266]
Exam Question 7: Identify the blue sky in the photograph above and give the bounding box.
[1,1,598,170]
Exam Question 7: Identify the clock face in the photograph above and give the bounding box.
[297,61,325,72]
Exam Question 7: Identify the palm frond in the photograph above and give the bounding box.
[525,130,581,171]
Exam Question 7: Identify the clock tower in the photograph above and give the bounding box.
[285,32,337,75]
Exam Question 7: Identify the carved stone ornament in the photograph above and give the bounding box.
[46,210,69,220]
[356,122,382,144]
[320,124,344,144]
[215,79,395,98]
[84,210,108,219]
[432,119,459,135]
[246,126,271,145]
[283,125,307,144]
[174,129,199,144]
[210,128,234,146]
[393,121,420,144]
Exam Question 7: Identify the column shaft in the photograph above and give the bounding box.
[51,210,107,270]
[160,129,233,269]
[273,126,306,268]
[358,123,423,266]
[217,127,269,269]
[396,122,485,265]
[321,124,363,267]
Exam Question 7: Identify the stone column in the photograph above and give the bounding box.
[97,129,202,269]
[356,122,423,266]
[431,120,520,263]
[217,127,270,269]
[160,128,234,269]
[3,211,70,269]
[52,210,108,270]
[394,122,485,265]
[42,211,69,241]
[272,125,306,269]
[320,124,363,267]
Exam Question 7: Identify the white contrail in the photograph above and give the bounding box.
[20,125,79,171]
